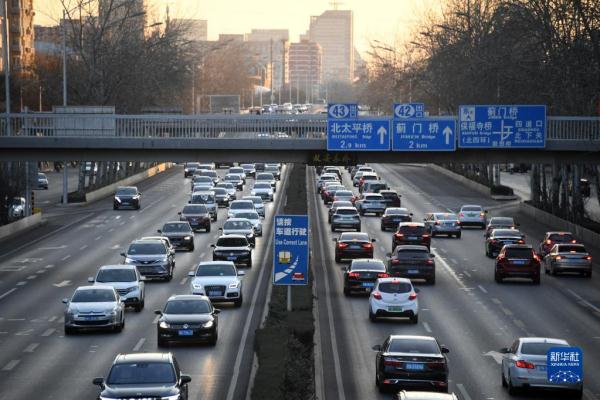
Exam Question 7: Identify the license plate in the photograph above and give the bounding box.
[362,282,375,287]
[405,363,424,370]
[178,330,194,336]
[407,236,417,240]
[388,306,403,312]
[392,218,401,222]
[228,256,237,260]
[512,260,527,265]
[83,316,100,320]
[208,291,222,297]
[349,245,361,249]
[468,213,477,217]
[408,269,419,274]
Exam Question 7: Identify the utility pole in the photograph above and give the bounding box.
[62,8,69,204]
[1,0,11,134]
[269,39,274,104]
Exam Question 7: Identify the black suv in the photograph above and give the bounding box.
[388,245,436,284]
[211,235,253,268]
[392,223,431,250]
[159,221,195,251]
[93,352,191,399]
[113,186,141,210]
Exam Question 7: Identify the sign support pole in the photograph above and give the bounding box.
[287,285,292,312]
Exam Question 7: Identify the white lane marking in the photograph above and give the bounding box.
[15,329,34,336]
[129,215,135,219]
[16,281,27,286]
[566,289,600,314]
[457,383,473,400]
[7,318,25,321]
[110,244,120,250]
[478,285,488,294]
[53,280,71,288]
[439,248,447,253]
[115,215,121,220]
[26,275,37,280]
[2,360,20,371]
[491,298,502,305]
[61,255,71,261]
[179,277,188,285]
[44,264,54,269]
[152,315,160,324]
[0,288,17,300]
[37,245,67,250]
[94,235,102,241]
[108,228,115,232]
[463,270,472,278]
[48,316,57,322]
[584,388,599,400]
[80,245,88,251]
[132,338,146,351]
[449,258,458,264]
[430,249,467,289]
[501,307,513,316]
[41,328,56,337]
[513,319,526,329]
[484,350,504,364]
[423,322,432,333]
[36,269,46,274]
[23,343,39,353]
[199,252,206,258]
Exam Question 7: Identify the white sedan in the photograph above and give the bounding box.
[368,277,419,323]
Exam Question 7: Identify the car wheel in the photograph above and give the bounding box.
[113,205,118,210]
[357,225,361,232]
[248,260,253,269]
[157,338,167,347]
[166,270,173,282]
[507,372,519,395]
[359,210,364,216]
[115,320,124,333]
[380,224,385,231]
[64,326,76,335]
[532,276,540,285]
[495,271,503,283]
[428,275,435,285]
[212,216,217,222]
[550,264,557,276]
[189,244,195,252]
[331,225,336,232]
[410,314,418,324]
[343,287,350,296]
[456,232,461,239]
[369,309,377,322]
[481,223,486,229]
[209,332,218,346]
[501,368,508,387]
[485,247,490,257]
[206,224,211,233]
[234,295,243,308]
[583,271,592,278]
[335,255,341,263]
[134,303,143,312]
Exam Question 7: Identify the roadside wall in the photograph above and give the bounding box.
[0,213,43,241]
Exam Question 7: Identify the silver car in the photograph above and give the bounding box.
[228,200,256,218]
[62,285,125,334]
[89,265,145,312]
[424,212,462,238]
[251,182,274,201]
[216,182,237,201]
[356,193,386,216]
[501,337,582,396]
[243,195,265,217]
[458,204,487,228]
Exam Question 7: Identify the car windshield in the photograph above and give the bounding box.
[386,209,408,215]
[96,269,136,283]
[236,212,258,220]
[521,342,568,355]
[493,230,521,237]
[186,163,200,168]
[350,261,385,271]
[556,245,586,253]
[336,209,358,215]
[381,192,399,199]
[107,362,176,385]
[388,338,440,354]
[336,191,353,197]
[549,233,574,242]
[224,220,252,230]
[116,188,137,196]
[193,176,212,183]
[399,225,427,235]
[217,237,248,247]
[230,202,253,210]
[191,194,215,203]
[367,184,386,190]
[505,248,533,258]
[242,164,254,169]
[245,197,262,205]
[395,250,430,259]
[128,243,166,255]
[340,233,369,241]
[218,183,234,189]
[254,183,271,189]
[230,168,244,173]
[436,214,457,220]
[462,206,482,212]
[195,264,236,276]
[225,175,239,181]
[72,289,115,302]
[213,188,227,195]
[379,282,412,293]
[163,223,191,232]
[38,173,46,178]
[183,205,208,214]
[491,217,514,225]
[164,299,211,314]
[201,171,217,177]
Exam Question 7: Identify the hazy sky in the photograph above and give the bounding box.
[36,0,442,55]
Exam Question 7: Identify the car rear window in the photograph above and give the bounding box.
[230,201,253,210]
[254,182,272,189]
[462,206,482,212]
[556,245,586,253]
[96,269,136,283]
[436,214,457,220]
[350,261,385,271]
[163,223,191,232]
[217,237,249,247]
[399,225,427,235]
[388,338,440,354]
[491,217,515,225]
[379,282,412,294]
[395,250,430,259]
[224,220,252,230]
[381,192,399,199]
[212,188,227,196]
[336,209,358,215]
[505,248,533,258]
[335,191,353,197]
[191,194,215,203]
[386,208,408,215]
[107,362,176,385]
[521,342,568,355]
[193,176,213,182]
[257,173,275,180]
[365,195,383,201]
[340,233,369,241]
[549,233,574,242]
[492,229,521,237]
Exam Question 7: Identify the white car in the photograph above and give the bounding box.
[228,200,256,218]
[458,204,487,228]
[188,261,244,307]
[243,195,265,217]
[251,182,274,201]
[192,183,214,193]
[368,277,419,323]
[88,265,145,312]
[228,167,246,182]
[255,172,277,192]
[233,211,262,236]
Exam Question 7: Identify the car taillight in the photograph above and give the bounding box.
[434,221,440,225]
[338,243,348,249]
[515,360,535,369]
[362,243,373,249]
[422,234,430,238]
[427,259,434,264]
[533,254,541,262]
[377,273,389,278]
[391,258,400,264]
[383,358,402,367]
[408,292,417,300]
[348,272,360,278]
[394,233,404,238]
[585,256,592,261]
[518,239,525,244]
[555,255,562,260]
[490,239,497,244]
[455,221,461,225]
[372,291,382,300]
[546,239,552,245]
[497,254,506,261]
[571,239,577,243]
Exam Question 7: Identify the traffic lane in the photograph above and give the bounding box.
[34,166,79,210]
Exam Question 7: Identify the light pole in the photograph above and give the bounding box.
[1,0,11,134]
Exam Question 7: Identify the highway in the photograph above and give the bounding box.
[311,164,600,400]
[0,164,289,400]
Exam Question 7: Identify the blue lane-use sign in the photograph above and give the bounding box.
[328,103,358,119]
[394,103,425,119]
[547,347,583,384]
[459,105,546,148]
[273,215,309,286]
[392,118,456,151]
[327,119,391,151]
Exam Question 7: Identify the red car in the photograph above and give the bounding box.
[538,231,576,256]
[333,232,376,263]
[495,244,541,284]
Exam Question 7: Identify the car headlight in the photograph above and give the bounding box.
[251,191,256,195]
[161,257,169,263]
[124,257,135,264]
[202,320,214,329]
[126,286,137,293]
[114,196,121,202]
[184,236,192,240]
[159,321,170,329]
[229,281,241,289]
[132,195,140,199]
[161,395,181,400]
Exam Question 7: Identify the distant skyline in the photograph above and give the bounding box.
[35,0,441,55]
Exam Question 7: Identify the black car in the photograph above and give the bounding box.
[121,239,174,281]
[179,204,211,232]
[184,162,200,177]
[155,295,219,346]
[373,335,449,393]
[485,217,519,238]
[393,223,431,251]
[93,352,191,399]
[211,234,253,268]
[113,186,141,210]
[342,259,388,296]
[159,221,194,251]
[495,244,541,284]
[381,207,413,231]
[379,190,401,207]
[334,232,376,263]
[212,187,231,207]
[388,245,436,284]
[485,229,525,257]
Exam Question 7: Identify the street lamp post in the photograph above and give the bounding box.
[1,0,11,135]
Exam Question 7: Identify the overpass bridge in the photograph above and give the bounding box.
[0,113,599,163]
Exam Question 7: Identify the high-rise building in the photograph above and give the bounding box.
[98,0,146,39]
[0,0,35,74]
[289,39,322,102]
[173,19,207,42]
[245,29,289,94]
[305,9,353,83]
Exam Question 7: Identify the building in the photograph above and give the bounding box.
[218,33,244,43]
[0,0,35,74]
[172,19,207,42]
[305,9,353,83]
[289,39,322,102]
[98,0,146,40]
[245,29,289,95]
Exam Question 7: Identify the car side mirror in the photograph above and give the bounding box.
[484,210,489,213]
[213,309,221,314]
[210,244,216,248]
[409,213,413,216]
[414,288,420,293]
[250,243,255,248]
[371,238,376,243]
[238,271,246,276]
[423,218,427,221]
[188,200,191,204]
[516,223,520,227]
[138,192,142,195]
[87,276,94,283]
[92,377,104,386]
[120,252,126,257]
[188,271,195,277]
[218,227,223,230]
[441,346,450,354]
[430,254,435,258]
[372,344,382,351]
[157,229,162,234]
[177,212,182,215]
[154,310,162,315]
[331,238,338,242]
[341,266,348,272]
[62,298,69,304]
[181,374,192,384]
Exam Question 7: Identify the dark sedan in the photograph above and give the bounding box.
[158,221,194,251]
[113,186,141,210]
[342,259,388,296]
[485,216,519,238]
[379,190,401,208]
[179,204,211,232]
[155,295,219,346]
[333,232,376,263]
[485,229,525,257]
[212,187,231,207]
[388,245,436,284]
[393,223,431,251]
[381,208,413,231]
[495,244,541,284]
[211,235,253,268]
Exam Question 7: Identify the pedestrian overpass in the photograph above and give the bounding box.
[0,113,598,163]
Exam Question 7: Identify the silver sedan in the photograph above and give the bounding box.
[63,285,125,334]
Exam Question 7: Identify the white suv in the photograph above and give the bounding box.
[188,261,244,307]
[89,265,145,312]
[369,277,419,323]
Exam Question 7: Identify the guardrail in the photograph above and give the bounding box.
[0,113,598,141]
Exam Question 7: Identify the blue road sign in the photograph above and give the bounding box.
[392,118,456,151]
[394,103,425,119]
[459,105,546,148]
[273,215,309,286]
[547,347,583,384]
[327,119,391,151]
[328,103,358,119]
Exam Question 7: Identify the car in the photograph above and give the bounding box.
[62,285,125,334]
[352,165,374,180]
[192,182,215,194]
[423,213,461,238]
[234,211,262,236]
[140,236,175,257]
[228,166,246,182]
[342,258,388,296]
[211,234,253,268]
[331,206,361,232]
[323,166,343,181]
[264,164,281,180]
[228,199,256,218]
[7,196,25,220]
[538,231,577,256]
[373,335,449,393]
[361,181,389,194]
[184,162,201,177]
[332,190,356,204]
[212,187,231,207]
[215,161,234,168]
[88,265,145,312]
[216,182,237,201]
[544,243,592,277]
[381,208,413,231]
[189,191,217,221]
[356,193,387,216]
[393,223,431,250]
[179,204,211,232]
[322,184,347,204]
[113,186,141,210]
[394,391,459,400]
[485,229,525,257]
[486,216,519,238]
[358,172,379,190]
[333,232,376,262]
[93,353,191,399]
[317,173,340,193]
[121,239,174,281]
[495,244,541,284]
[36,172,49,189]
[243,195,266,217]
[241,163,256,177]
[224,173,244,191]
[254,162,266,173]
[369,277,419,323]
[251,182,274,201]
[221,218,256,245]
[196,169,220,185]
[379,190,402,207]
[328,200,354,223]
[190,175,214,191]
[500,337,581,398]
[158,221,195,251]
[255,172,277,192]
[458,204,487,228]
[352,171,367,187]
[188,261,244,306]
[155,295,219,346]
[388,245,436,284]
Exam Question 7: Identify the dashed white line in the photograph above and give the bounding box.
[0,288,17,300]
[41,328,56,337]
[199,252,206,258]
[94,236,102,241]
[132,338,146,351]
[23,343,39,353]
[44,264,54,269]
[501,307,513,316]
[152,315,160,324]
[449,258,458,264]
[61,255,71,261]
[423,322,432,333]
[47,316,57,322]
[2,360,20,371]
[583,388,599,400]
[463,270,472,278]
[26,275,37,280]
[36,270,46,274]
[179,277,188,285]
[16,281,27,286]
[456,383,473,400]
[478,285,488,294]
[566,289,600,314]
[79,245,88,250]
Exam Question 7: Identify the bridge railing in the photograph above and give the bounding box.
[0,113,598,141]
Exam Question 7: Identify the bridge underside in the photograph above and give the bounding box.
[0,137,598,163]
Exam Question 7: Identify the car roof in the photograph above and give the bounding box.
[164,221,189,225]
[546,231,573,236]
[490,216,514,222]
[197,261,236,267]
[364,193,384,198]
[336,206,358,211]
[192,190,215,195]
[433,212,457,217]
[379,190,397,194]
[491,229,522,236]
[75,285,114,291]
[132,238,163,244]
[115,352,172,364]
[555,243,586,249]
[386,207,409,213]
[503,244,532,249]
[461,204,482,208]
[351,258,384,265]
[377,277,413,284]
[116,186,137,190]
[217,234,247,239]
[398,391,457,400]
[518,337,569,345]
[389,335,436,341]
[98,264,137,271]
[339,232,369,239]
[243,196,262,200]
[167,294,210,302]
[399,222,425,227]
[395,245,429,251]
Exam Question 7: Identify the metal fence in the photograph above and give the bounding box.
[0,113,598,141]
